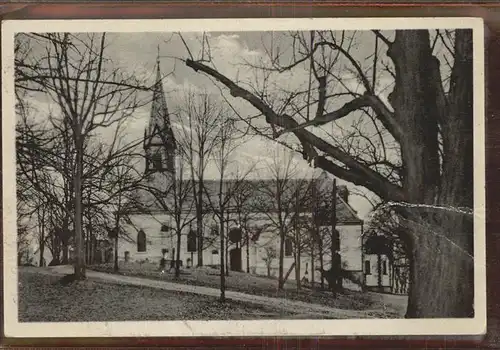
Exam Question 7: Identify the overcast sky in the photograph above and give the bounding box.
[18,29,454,220]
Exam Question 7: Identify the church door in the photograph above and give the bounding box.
[230,248,242,272]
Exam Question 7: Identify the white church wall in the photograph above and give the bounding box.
[119,213,172,263]
[119,210,364,291]
[339,224,363,271]
[364,253,392,288]
[31,245,53,267]
[120,212,227,268]
[248,222,364,286]
[317,224,363,272]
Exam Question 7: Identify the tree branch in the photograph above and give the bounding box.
[185,59,406,202]
[372,30,393,47]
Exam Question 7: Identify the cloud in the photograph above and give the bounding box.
[20,31,386,219]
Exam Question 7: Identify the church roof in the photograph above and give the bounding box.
[124,175,363,225]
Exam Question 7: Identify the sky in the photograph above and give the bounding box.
[105,31,390,219]
[17,30,454,220]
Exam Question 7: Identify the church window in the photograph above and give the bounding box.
[285,237,293,257]
[365,260,371,275]
[210,224,219,236]
[383,260,388,275]
[137,230,147,252]
[332,229,340,251]
[161,248,168,258]
[152,152,163,171]
[187,229,197,252]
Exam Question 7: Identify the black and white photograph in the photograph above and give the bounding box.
[2,18,486,337]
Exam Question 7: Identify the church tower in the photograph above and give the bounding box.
[143,52,176,191]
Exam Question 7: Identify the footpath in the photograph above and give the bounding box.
[24,266,396,319]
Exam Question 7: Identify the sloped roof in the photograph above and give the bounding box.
[124,173,363,225]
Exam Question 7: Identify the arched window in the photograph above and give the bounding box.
[210,224,219,236]
[285,237,293,257]
[137,230,147,252]
[332,229,340,252]
[365,260,371,275]
[187,229,197,252]
[152,152,163,171]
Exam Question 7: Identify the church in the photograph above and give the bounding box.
[119,60,367,290]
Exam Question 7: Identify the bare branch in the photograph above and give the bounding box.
[372,30,392,47]
[185,59,405,202]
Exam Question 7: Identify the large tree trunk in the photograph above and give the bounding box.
[294,251,300,290]
[175,227,182,278]
[406,213,473,318]
[52,233,61,265]
[91,236,96,265]
[377,253,382,291]
[278,229,285,289]
[62,240,69,264]
[38,210,45,267]
[73,147,85,280]
[73,135,85,280]
[196,181,204,267]
[225,217,230,277]
[114,235,119,272]
[311,241,315,286]
[39,239,45,267]
[219,215,226,302]
[246,228,250,273]
[389,29,474,318]
[319,239,325,289]
[61,218,69,264]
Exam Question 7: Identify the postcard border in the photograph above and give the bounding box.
[2,17,487,338]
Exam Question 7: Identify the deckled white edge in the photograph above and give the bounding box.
[1,17,486,338]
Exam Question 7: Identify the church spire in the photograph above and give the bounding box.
[144,47,176,175]
[146,48,172,142]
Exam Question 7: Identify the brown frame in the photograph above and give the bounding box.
[1,2,498,348]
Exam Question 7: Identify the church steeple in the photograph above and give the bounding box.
[144,48,176,176]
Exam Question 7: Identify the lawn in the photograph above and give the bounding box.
[18,270,301,322]
[91,262,404,316]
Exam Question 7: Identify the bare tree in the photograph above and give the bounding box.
[15,33,152,279]
[100,156,144,271]
[138,149,195,278]
[365,202,410,293]
[182,29,473,317]
[230,171,258,273]
[16,109,75,265]
[253,148,303,290]
[176,89,222,267]
[289,179,315,290]
[201,115,249,301]
[262,246,277,277]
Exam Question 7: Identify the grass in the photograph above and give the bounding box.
[90,262,402,314]
[18,270,302,322]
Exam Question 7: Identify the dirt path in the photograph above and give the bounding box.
[366,292,408,317]
[25,266,398,319]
